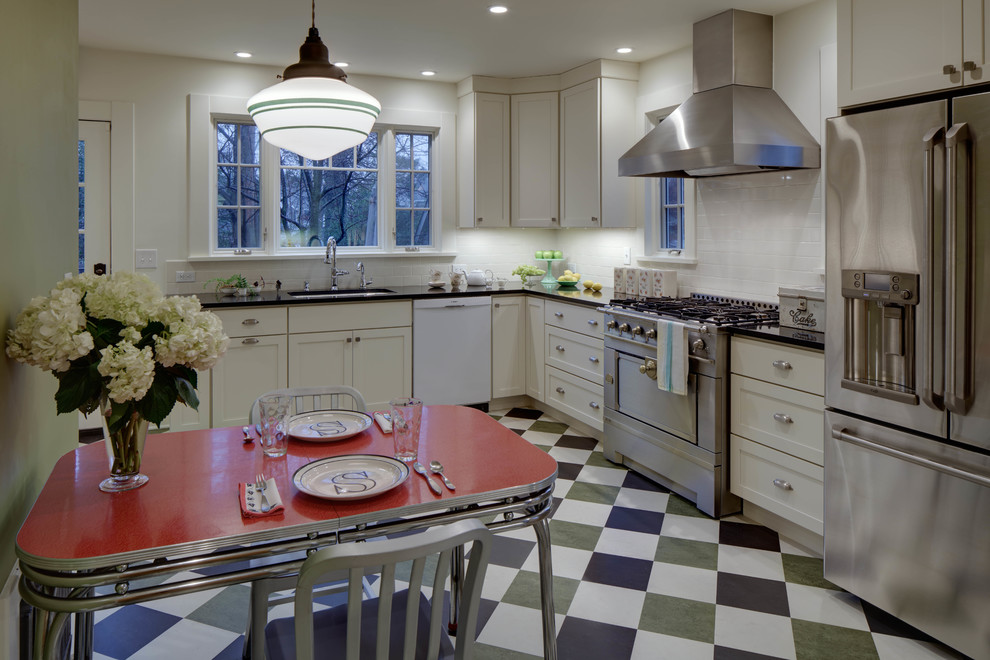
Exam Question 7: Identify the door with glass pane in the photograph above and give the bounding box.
[78,120,110,274]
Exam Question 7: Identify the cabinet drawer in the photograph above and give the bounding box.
[289,301,412,334]
[546,366,604,431]
[546,326,604,383]
[730,434,823,535]
[730,375,824,466]
[730,337,824,395]
[214,307,287,338]
[545,300,604,338]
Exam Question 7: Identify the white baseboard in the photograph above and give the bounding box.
[1,563,21,660]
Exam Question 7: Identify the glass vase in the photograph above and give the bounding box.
[99,401,150,492]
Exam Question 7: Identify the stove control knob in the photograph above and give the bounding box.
[606,320,617,330]
[691,339,706,352]
[699,325,711,335]
[632,326,644,336]
[646,328,657,340]
[618,323,631,333]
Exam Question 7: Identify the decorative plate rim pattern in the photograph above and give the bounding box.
[285,410,373,442]
[292,454,410,500]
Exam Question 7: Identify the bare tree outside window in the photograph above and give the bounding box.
[216,122,262,249]
[279,133,379,248]
[395,132,432,247]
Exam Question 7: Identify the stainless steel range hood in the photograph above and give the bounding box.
[619,9,820,178]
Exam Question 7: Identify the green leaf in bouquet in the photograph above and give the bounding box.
[136,367,179,426]
[54,362,103,415]
[87,317,125,350]
[175,376,199,411]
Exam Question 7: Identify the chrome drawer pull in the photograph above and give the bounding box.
[554,312,564,318]
[587,319,598,326]
[589,356,599,363]
[241,318,260,325]
[555,386,565,394]
[772,413,793,424]
[772,478,793,491]
[772,360,792,370]
[241,338,259,345]
[555,345,565,352]
[589,401,600,409]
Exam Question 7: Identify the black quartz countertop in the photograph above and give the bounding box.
[196,282,614,311]
[730,324,825,351]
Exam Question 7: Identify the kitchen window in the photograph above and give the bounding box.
[643,108,696,263]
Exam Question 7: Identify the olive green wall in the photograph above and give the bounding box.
[0,0,80,586]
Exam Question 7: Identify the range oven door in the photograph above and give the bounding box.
[605,344,697,444]
[825,410,990,660]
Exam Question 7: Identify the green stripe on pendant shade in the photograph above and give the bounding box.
[247,97,381,115]
[259,125,371,137]
[249,105,381,122]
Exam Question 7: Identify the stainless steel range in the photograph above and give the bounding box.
[600,295,778,517]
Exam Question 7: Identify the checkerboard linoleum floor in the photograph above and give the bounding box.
[86,407,970,660]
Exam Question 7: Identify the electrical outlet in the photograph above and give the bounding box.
[175,271,196,283]
[623,247,631,265]
[135,249,157,269]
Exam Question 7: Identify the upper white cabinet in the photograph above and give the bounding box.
[457,92,510,228]
[838,0,990,107]
[559,78,637,228]
[511,92,559,228]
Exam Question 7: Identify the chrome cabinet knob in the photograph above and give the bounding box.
[555,386,565,394]
[242,318,260,326]
[589,356,599,363]
[772,413,793,424]
[241,338,259,345]
[554,312,564,318]
[772,360,792,370]
[555,345,565,352]
[772,478,794,491]
[944,64,958,75]
[587,319,598,326]
[589,401,600,409]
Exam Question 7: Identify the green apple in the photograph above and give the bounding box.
[535,250,544,259]
[552,250,563,259]
[545,250,555,259]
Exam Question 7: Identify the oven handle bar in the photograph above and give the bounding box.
[831,427,990,488]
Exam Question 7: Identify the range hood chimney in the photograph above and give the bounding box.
[618,9,820,178]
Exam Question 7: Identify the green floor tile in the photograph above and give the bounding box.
[782,554,841,591]
[500,569,579,614]
[792,619,879,660]
[186,583,251,633]
[639,593,715,643]
[547,519,602,551]
[528,420,570,434]
[473,644,542,660]
[584,451,625,469]
[563,481,620,506]
[664,493,713,519]
[655,536,719,571]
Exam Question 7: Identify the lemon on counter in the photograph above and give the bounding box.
[592,282,603,291]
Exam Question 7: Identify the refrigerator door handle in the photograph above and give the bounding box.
[944,122,974,414]
[922,126,945,411]
[831,426,990,488]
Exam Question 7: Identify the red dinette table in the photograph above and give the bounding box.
[16,405,558,660]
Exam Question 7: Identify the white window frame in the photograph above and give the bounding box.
[641,106,697,265]
[187,94,454,260]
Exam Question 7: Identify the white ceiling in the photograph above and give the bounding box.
[79,0,816,83]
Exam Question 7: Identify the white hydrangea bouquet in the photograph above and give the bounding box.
[6,272,229,491]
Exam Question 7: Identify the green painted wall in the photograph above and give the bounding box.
[0,0,80,581]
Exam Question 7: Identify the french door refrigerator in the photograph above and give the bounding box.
[825,93,990,660]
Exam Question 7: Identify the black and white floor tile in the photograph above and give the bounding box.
[85,408,971,660]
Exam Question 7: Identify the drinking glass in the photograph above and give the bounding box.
[258,394,291,457]
[389,397,422,462]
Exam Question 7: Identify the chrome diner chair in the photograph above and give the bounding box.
[263,519,493,660]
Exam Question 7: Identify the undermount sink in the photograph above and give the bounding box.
[284,288,396,299]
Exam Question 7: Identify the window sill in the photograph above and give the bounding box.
[638,254,698,266]
[187,250,459,262]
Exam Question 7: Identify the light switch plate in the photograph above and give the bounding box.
[135,249,157,269]
[623,247,631,265]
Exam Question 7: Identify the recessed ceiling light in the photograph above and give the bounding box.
[421,70,436,77]
[489,5,508,14]
[335,62,349,68]
[616,47,633,54]
[234,51,253,58]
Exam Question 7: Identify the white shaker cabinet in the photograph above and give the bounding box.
[211,307,288,427]
[511,92,559,228]
[525,297,545,402]
[492,296,527,398]
[559,78,637,229]
[838,0,990,107]
[457,92,510,228]
[543,300,605,430]
[288,301,412,411]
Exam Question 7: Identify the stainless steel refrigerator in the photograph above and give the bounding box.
[825,94,990,660]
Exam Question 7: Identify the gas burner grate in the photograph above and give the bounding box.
[608,294,779,327]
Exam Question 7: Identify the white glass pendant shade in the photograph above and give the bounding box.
[247,77,381,161]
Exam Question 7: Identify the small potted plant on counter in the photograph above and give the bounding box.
[204,274,251,296]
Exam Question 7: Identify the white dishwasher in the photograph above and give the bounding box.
[413,297,491,405]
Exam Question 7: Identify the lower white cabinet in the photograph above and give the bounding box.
[492,296,527,398]
[525,297,545,401]
[546,366,604,430]
[212,334,288,427]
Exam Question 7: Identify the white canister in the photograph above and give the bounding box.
[652,269,678,297]
[613,267,626,294]
[625,269,639,297]
[638,269,651,298]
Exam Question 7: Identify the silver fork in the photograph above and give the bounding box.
[255,473,270,513]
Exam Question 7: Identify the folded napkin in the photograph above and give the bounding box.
[656,319,689,395]
[239,477,284,517]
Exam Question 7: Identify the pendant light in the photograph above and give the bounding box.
[247,0,381,161]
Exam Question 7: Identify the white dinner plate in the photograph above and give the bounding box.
[285,410,373,442]
[293,455,410,500]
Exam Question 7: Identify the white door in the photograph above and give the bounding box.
[78,120,110,274]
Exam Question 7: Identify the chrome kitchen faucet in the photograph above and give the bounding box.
[324,237,349,291]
